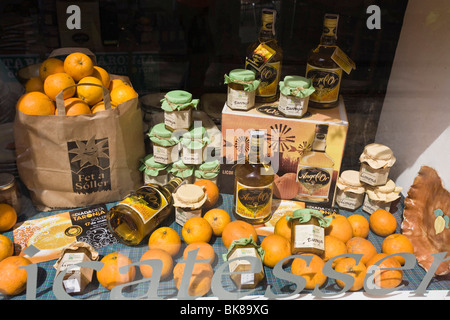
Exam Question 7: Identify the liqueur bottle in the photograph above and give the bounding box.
[234,131,274,224]
[106,177,183,245]
[306,13,342,108]
[295,124,334,203]
[245,9,283,103]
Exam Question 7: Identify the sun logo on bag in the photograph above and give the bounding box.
[69,137,109,168]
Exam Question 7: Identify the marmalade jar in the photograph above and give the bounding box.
[277,75,315,118]
[148,123,180,164]
[224,69,260,111]
[161,90,199,131]
[359,143,396,186]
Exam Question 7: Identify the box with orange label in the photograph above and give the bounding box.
[220,97,348,208]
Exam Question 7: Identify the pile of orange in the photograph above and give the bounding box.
[18,52,138,116]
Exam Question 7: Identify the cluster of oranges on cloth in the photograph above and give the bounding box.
[0,179,415,297]
[17,52,138,116]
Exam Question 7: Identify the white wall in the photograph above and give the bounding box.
[375,0,450,194]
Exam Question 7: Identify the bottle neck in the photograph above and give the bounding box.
[320,14,338,46]
[311,133,327,152]
[164,177,183,194]
[258,11,276,42]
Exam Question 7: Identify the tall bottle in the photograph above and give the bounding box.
[245,9,283,103]
[234,130,274,224]
[296,124,334,203]
[306,13,342,109]
[106,177,182,245]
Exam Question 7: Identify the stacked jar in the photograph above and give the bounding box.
[224,69,260,111]
[277,75,315,118]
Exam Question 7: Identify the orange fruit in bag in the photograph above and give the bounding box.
[64,52,94,82]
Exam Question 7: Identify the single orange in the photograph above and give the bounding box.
[91,100,117,113]
[173,262,213,297]
[43,72,76,101]
[182,217,213,245]
[366,253,403,289]
[182,242,215,264]
[92,66,111,88]
[324,235,347,267]
[291,254,327,290]
[222,220,258,249]
[0,256,32,295]
[110,84,138,105]
[381,233,414,265]
[148,227,181,257]
[16,91,55,115]
[273,213,292,241]
[97,252,136,290]
[369,209,397,236]
[193,179,219,209]
[77,76,104,105]
[260,234,291,268]
[58,97,91,116]
[0,234,14,262]
[0,204,17,232]
[346,236,378,265]
[63,52,94,82]
[347,214,370,238]
[39,58,64,81]
[334,257,367,291]
[25,76,44,93]
[109,78,129,91]
[325,214,353,244]
[139,248,173,280]
[203,208,231,237]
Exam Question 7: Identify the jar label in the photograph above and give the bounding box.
[278,94,308,116]
[294,224,324,250]
[153,144,179,164]
[362,194,390,214]
[359,163,390,186]
[336,190,364,210]
[306,64,342,104]
[119,186,168,224]
[227,87,254,110]
[296,165,333,200]
[164,109,192,130]
[235,181,272,220]
[175,207,202,226]
[143,173,169,186]
[228,247,259,273]
[181,145,203,165]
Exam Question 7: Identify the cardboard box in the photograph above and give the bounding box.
[220,97,348,208]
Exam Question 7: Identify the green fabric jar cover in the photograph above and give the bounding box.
[161,90,199,112]
[139,154,170,177]
[279,75,315,98]
[169,160,195,178]
[148,123,180,147]
[286,208,332,227]
[224,69,260,92]
[195,160,220,179]
[222,236,265,262]
[181,126,210,150]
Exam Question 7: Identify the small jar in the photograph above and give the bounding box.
[194,160,220,185]
[335,170,366,211]
[286,209,332,256]
[223,236,265,290]
[161,90,199,131]
[278,76,315,118]
[148,123,180,164]
[0,173,21,214]
[181,126,210,165]
[359,143,396,186]
[139,154,170,185]
[224,69,260,111]
[173,184,207,226]
[169,160,195,184]
[362,179,403,214]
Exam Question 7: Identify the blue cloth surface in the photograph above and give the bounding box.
[1,193,449,300]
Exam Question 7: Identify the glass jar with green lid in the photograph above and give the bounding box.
[181,125,210,165]
[161,90,199,131]
[278,75,315,118]
[139,154,170,185]
[169,159,195,184]
[194,160,220,184]
[148,123,180,164]
[224,69,260,111]
[223,236,265,290]
[286,208,332,256]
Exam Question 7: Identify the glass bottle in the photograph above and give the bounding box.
[106,177,183,245]
[234,130,274,224]
[295,124,335,203]
[245,8,283,103]
[306,13,342,109]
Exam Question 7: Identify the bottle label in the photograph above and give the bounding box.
[119,186,168,224]
[246,60,281,98]
[294,224,324,250]
[306,63,342,104]
[296,165,333,200]
[235,181,273,220]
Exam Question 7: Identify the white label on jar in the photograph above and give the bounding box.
[144,173,169,185]
[336,190,364,210]
[175,207,202,226]
[227,87,255,110]
[359,163,390,186]
[228,247,258,273]
[182,145,203,165]
[241,273,255,285]
[278,93,308,117]
[294,224,324,250]
[153,144,179,164]
[164,109,192,130]
[362,194,391,214]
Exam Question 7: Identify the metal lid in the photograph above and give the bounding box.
[0,173,15,191]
